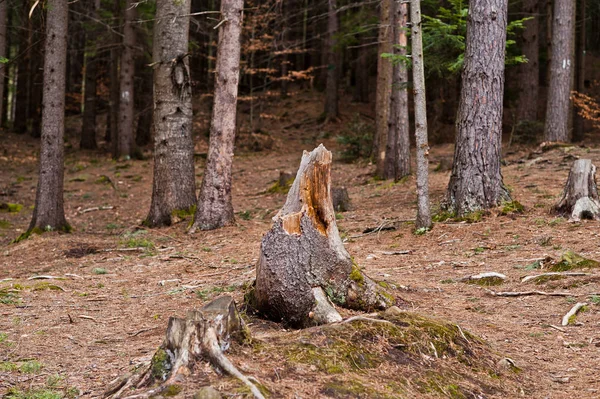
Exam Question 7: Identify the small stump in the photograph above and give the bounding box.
[554,159,600,221]
[332,186,351,212]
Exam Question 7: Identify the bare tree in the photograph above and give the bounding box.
[444,0,511,216]
[27,0,70,236]
[0,0,7,127]
[191,0,244,231]
[384,0,410,181]
[411,0,431,228]
[324,0,338,119]
[117,0,136,158]
[544,0,576,142]
[374,0,393,176]
[81,0,100,150]
[517,0,539,123]
[145,0,197,227]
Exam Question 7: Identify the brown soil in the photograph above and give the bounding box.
[1,91,599,398]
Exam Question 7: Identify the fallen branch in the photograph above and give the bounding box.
[548,324,567,333]
[378,250,412,255]
[27,275,59,280]
[79,315,99,323]
[486,289,573,297]
[561,302,587,326]
[521,272,589,283]
[79,206,115,214]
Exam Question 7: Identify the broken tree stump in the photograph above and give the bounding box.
[104,296,264,399]
[332,186,351,212]
[554,159,600,221]
[253,144,393,328]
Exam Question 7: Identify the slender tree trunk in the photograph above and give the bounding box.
[192,0,244,231]
[353,43,369,103]
[445,0,511,216]
[374,0,393,176]
[80,0,100,150]
[0,0,7,127]
[324,0,338,119]
[384,0,410,181]
[411,0,431,228]
[145,0,197,228]
[14,1,32,134]
[117,0,136,158]
[27,0,70,235]
[543,0,575,142]
[280,1,289,97]
[517,0,539,122]
[572,0,586,142]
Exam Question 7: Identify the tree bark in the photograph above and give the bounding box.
[353,42,370,103]
[253,145,393,328]
[444,0,511,216]
[117,0,136,158]
[0,0,7,127]
[27,0,70,235]
[14,0,32,134]
[517,0,539,122]
[374,0,393,176]
[554,159,600,221]
[384,0,410,181]
[543,0,575,142]
[411,0,431,228]
[192,0,244,231]
[145,0,197,228]
[324,0,338,119]
[572,0,586,142]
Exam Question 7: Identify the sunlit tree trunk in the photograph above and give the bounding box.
[192,0,244,231]
[145,0,197,227]
[28,0,70,235]
[543,0,575,142]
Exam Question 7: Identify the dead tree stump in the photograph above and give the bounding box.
[332,186,351,212]
[253,145,393,327]
[554,159,600,221]
[104,296,265,399]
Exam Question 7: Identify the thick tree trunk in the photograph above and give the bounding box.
[517,0,539,122]
[27,0,70,235]
[543,0,575,142]
[554,159,600,221]
[192,0,244,231]
[0,0,7,127]
[145,0,197,228]
[117,0,136,158]
[411,0,431,228]
[253,145,393,328]
[444,0,511,216]
[324,0,338,119]
[384,0,410,181]
[374,0,393,176]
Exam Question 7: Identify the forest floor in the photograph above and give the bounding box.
[1,90,600,399]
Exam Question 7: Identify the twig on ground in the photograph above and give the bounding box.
[378,250,413,255]
[128,327,158,337]
[79,315,99,323]
[65,273,84,279]
[561,302,588,326]
[27,275,59,280]
[79,206,114,214]
[485,289,573,297]
[0,278,14,283]
[548,324,567,333]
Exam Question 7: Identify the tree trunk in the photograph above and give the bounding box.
[543,0,575,142]
[252,145,393,328]
[145,0,197,228]
[324,0,338,119]
[353,42,369,103]
[80,0,100,150]
[0,0,7,127]
[572,0,586,142]
[280,1,289,97]
[411,0,431,228]
[27,0,70,235]
[444,0,511,216]
[517,0,539,122]
[14,0,32,134]
[192,0,244,231]
[384,0,410,181]
[135,48,153,148]
[554,159,600,221]
[374,0,393,176]
[117,0,136,158]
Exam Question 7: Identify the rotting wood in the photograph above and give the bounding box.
[104,296,264,399]
[554,159,600,221]
[252,145,394,328]
[561,302,587,326]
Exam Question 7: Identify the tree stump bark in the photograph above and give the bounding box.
[104,296,264,399]
[253,145,393,328]
[554,159,600,221]
[331,186,351,212]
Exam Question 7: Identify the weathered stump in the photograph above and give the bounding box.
[332,186,351,212]
[554,159,600,221]
[253,145,393,327]
[104,296,264,399]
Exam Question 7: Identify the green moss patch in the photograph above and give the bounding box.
[499,201,525,215]
[550,251,599,272]
[0,203,23,213]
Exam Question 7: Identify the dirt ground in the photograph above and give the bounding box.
[1,91,600,399]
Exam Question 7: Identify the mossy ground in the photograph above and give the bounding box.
[549,251,600,272]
